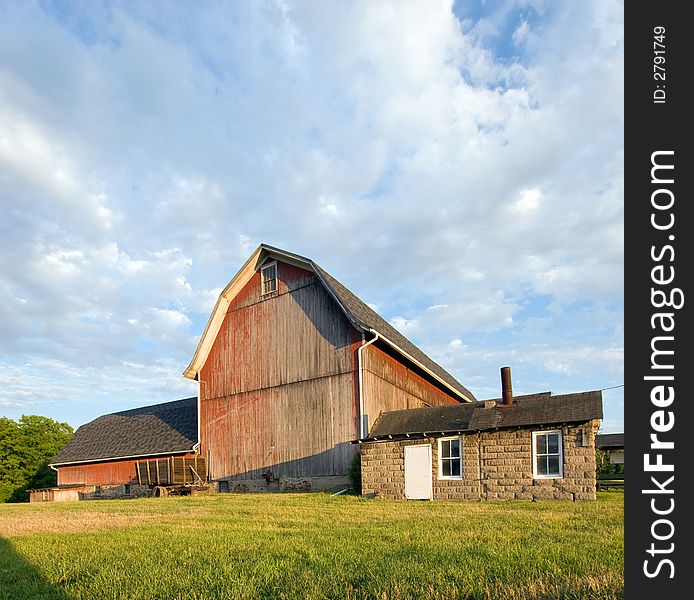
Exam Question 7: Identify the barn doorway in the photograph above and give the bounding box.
[404,444,432,500]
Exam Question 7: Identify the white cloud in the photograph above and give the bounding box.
[149,308,192,330]
[0,0,623,431]
[509,188,542,216]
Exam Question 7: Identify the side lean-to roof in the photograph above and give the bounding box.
[183,244,475,402]
[358,390,603,441]
[51,397,198,467]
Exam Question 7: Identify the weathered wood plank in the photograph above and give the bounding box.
[200,263,358,400]
[202,372,356,480]
[58,459,140,486]
[361,344,460,433]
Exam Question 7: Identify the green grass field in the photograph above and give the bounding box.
[0,491,624,600]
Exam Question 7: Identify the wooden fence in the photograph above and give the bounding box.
[135,456,207,486]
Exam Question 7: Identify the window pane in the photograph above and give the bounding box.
[451,459,461,477]
[262,266,276,283]
[548,434,559,454]
[536,434,547,454]
[548,456,560,476]
[537,456,548,475]
[442,460,451,477]
[441,440,451,459]
[450,439,461,458]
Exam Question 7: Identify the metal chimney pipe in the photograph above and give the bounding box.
[500,366,513,405]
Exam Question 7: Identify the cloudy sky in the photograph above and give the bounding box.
[0,0,623,433]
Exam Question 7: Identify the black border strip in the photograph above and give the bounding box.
[626,2,692,593]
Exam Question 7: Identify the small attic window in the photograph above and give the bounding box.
[261,262,277,295]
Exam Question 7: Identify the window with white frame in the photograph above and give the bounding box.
[532,430,563,478]
[438,436,462,479]
[261,262,277,295]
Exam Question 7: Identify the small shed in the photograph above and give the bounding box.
[357,387,603,501]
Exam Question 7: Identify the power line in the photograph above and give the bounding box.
[600,384,624,391]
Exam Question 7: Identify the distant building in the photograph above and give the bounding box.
[596,433,624,465]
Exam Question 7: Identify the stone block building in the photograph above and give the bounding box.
[358,389,602,501]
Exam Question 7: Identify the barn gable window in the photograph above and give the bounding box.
[438,436,462,479]
[261,262,277,296]
[532,430,563,479]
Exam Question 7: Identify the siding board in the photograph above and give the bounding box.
[201,373,356,480]
[201,264,357,399]
[57,454,196,486]
[362,344,460,433]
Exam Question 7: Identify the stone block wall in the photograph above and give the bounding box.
[79,483,151,500]
[30,483,152,502]
[219,475,350,493]
[360,420,599,501]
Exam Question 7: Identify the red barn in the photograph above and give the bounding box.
[184,245,475,491]
[46,397,199,500]
[49,244,475,495]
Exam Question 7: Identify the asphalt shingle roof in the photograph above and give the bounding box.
[363,390,603,440]
[314,263,475,402]
[51,397,197,465]
[596,433,624,449]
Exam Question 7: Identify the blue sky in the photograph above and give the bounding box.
[0,1,623,433]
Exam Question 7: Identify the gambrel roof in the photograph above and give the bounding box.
[359,390,603,441]
[184,244,476,403]
[51,397,197,466]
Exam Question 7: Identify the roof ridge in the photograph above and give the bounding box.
[105,396,197,418]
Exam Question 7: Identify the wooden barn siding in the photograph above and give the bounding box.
[203,373,356,480]
[200,261,361,480]
[200,263,358,399]
[231,262,318,311]
[57,459,139,486]
[57,454,197,486]
[361,344,460,433]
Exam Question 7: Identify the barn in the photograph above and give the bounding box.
[183,244,475,492]
[46,244,603,500]
[40,397,201,501]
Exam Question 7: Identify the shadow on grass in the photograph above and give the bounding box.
[0,537,71,600]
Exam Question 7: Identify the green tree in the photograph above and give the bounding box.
[0,415,73,503]
[595,446,613,476]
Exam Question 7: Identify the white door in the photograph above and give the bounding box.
[404,444,432,500]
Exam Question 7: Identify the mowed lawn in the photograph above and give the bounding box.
[0,491,623,600]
